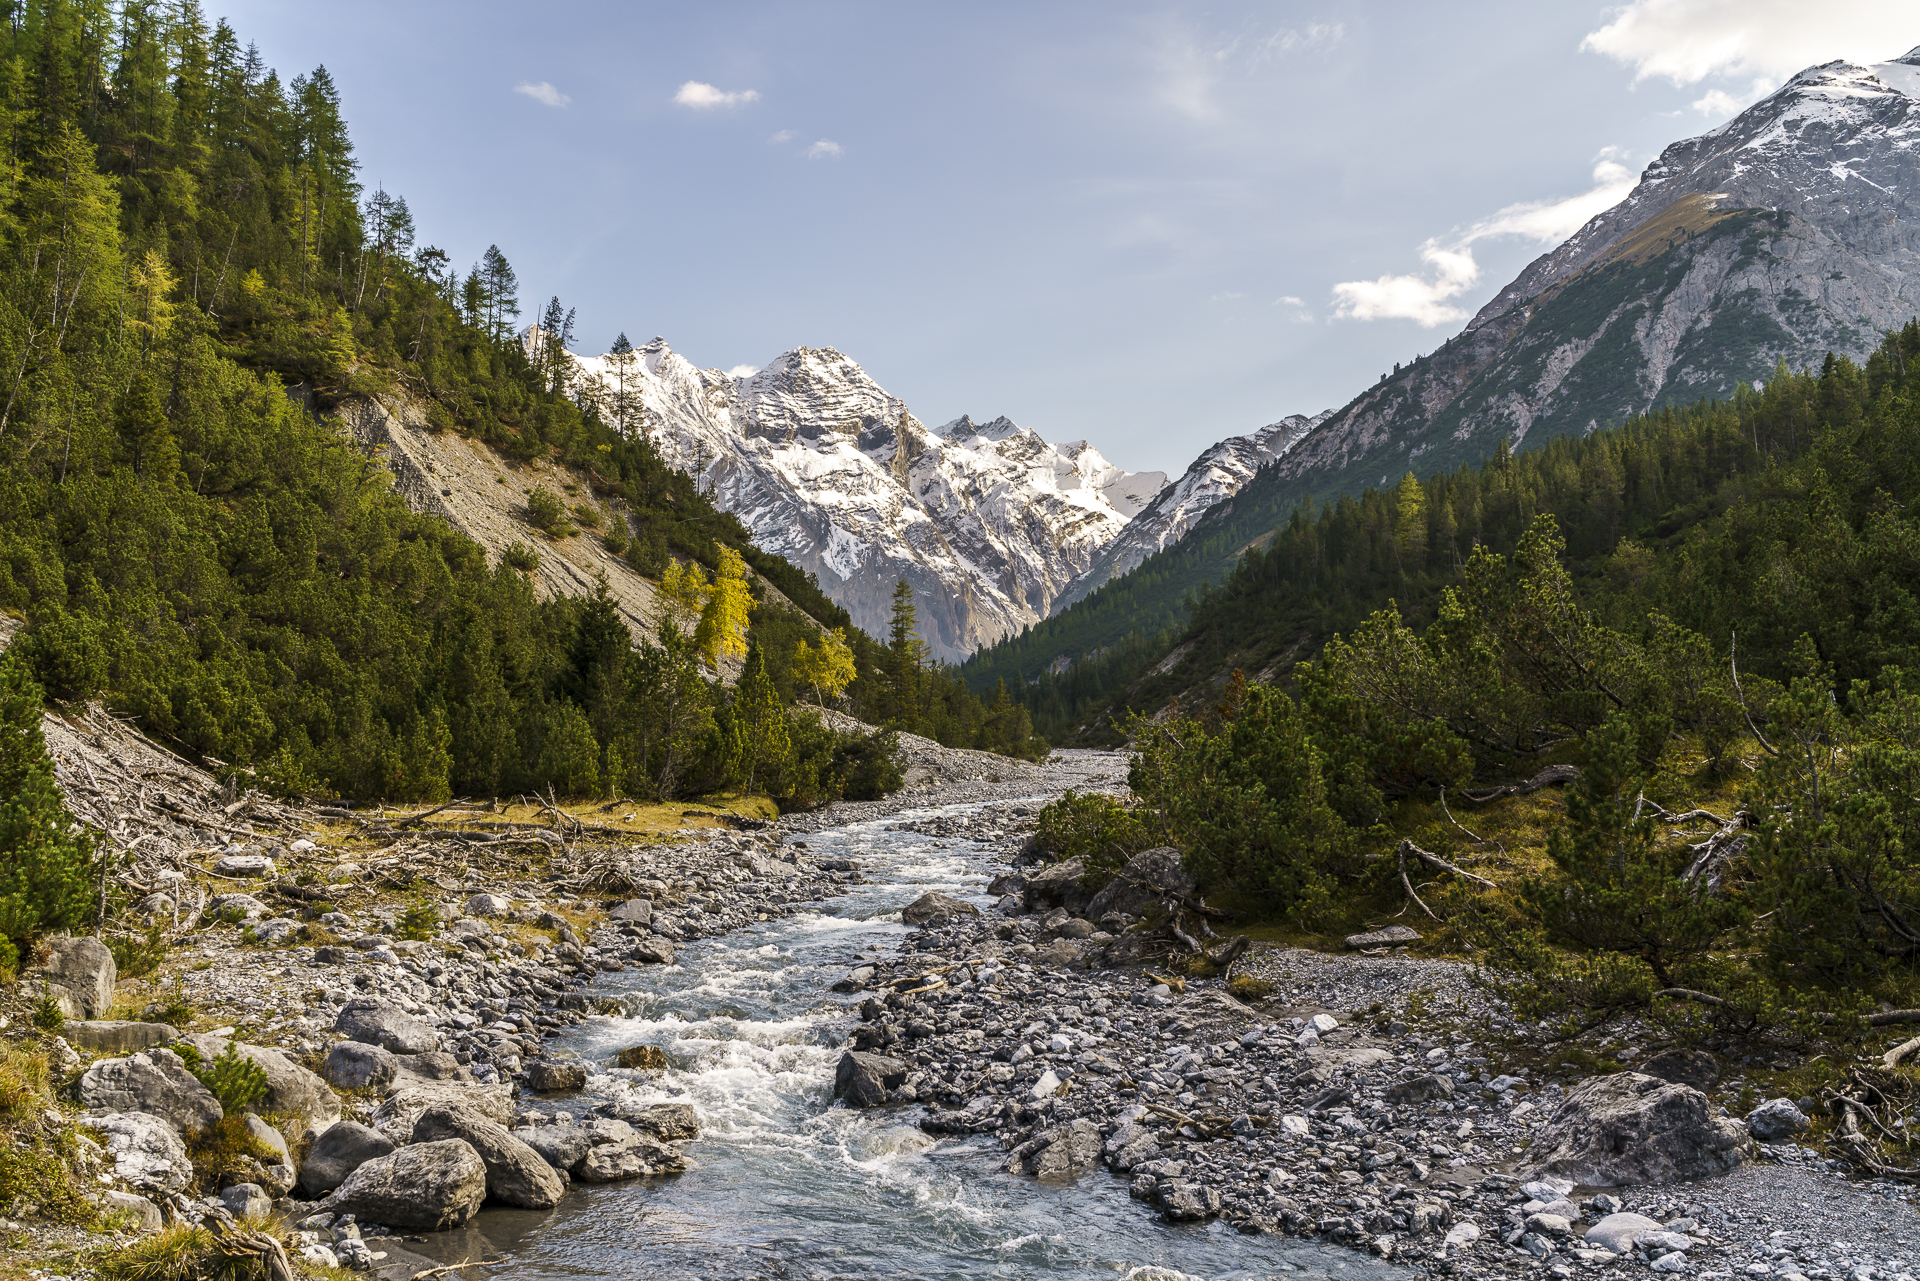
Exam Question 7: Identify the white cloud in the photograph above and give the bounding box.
[1581,0,1913,86]
[767,130,796,144]
[1332,242,1482,327]
[1152,18,1346,122]
[1210,290,1247,301]
[1331,152,1640,327]
[675,81,760,109]
[1272,294,1314,322]
[514,81,570,108]
[806,139,843,159]
[726,365,759,379]
[1274,295,1304,306]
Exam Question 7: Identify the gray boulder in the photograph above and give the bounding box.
[833,1051,910,1107]
[1086,847,1195,920]
[1344,925,1422,949]
[392,1051,473,1084]
[1387,1074,1456,1104]
[465,893,511,918]
[1103,1123,1163,1172]
[218,1182,273,1220]
[368,1083,515,1147]
[101,1190,164,1231]
[1015,1118,1103,1177]
[86,1111,193,1192]
[295,1120,394,1197]
[519,1123,592,1173]
[213,853,276,877]
[64,1021,176,1054]
[1642,1048,1721,1092]
[30,936,116,1019]
[320,1040,398,1092]
[1528,1072,1752,1186]
[623,1102,699,1142]
[900,892,979,927]
[572,1120,688,1182]
[328,1139,487,1231]
[178,1034,340,1132]
[1585,1211,1665,1253]
[526,1061,586,1093]
[608,898,652,925]
[1023,858,1095,915]
[1156,1179,1222,1221]
[628,938,675,965]
[1747,1097,1812,1142]
[79,1049,222,1135]
[411,1102,565,1209]
[334,998,440,1055]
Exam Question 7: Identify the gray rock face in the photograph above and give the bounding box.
[179,1034,341,1132]
[1344,925,1422,949]
[1023,858,1095,916]
[296,1121,396,1197]
[334,998,440,1055]
[1747,1097,1812,1142]
[328,1138,488,1231]
[63,1021,176,1054]
[1528,1072,1752,1186]
[1585,1211,1665,1254]
[411,1102,565,1209]
[1641,1048,1720,1092]
[834,1051,911,1107]
[30,935,116,1019]
[86,1111,193,1192]
[320,1040,398,1092]
[901,891,980,927]
[526,1061,587,1093]
[1085,847,1195,920]
[1015,1118,1103,1177]
[79,1049,222,1136]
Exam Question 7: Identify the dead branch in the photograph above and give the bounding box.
[1437,786,1501,851]
[1460,764,1582,803]
[1399,839,1499,889]
[1397,842,1438,920]
[1884,1035,1920,1070]
[1730,631,1781,758]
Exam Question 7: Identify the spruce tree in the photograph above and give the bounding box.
[0,652,95,973]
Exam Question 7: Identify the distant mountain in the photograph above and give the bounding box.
[961,45,1920,697]
[565,340,1167,660]
[1052,411,1331,612]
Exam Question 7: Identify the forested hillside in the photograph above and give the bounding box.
[0,0,1038,807]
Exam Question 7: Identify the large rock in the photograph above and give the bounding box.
[1013,1118,1103,1177]
[333,998,440,1055]
[102,1189,164,1231]
[64,1021,177,1054]
[571,1120,688,1182]
[900,892,979,927]
[608,898,652,925]
[1747,1097,1811,1142]
[29,936,116,1019]
[1344,925,1422,949]
[526,1061,586,1093]
[179,1034,340,1132]
[1023,858,1095,916]
[1103,1123,1163,1172]
[368,1083,515,1147]
[1085,847,1195,920]
[295,1120,394,1197]
[1528,1072,1752,1186]
[1585,1211,1665,1254]
[85,1111,193,1192]
[411,1102,564,1210]
[327,1139,487,1231]
[623,1102,699,1142]
[79,1049,222,1136]
[320,1040,398,1092]
[1387,1074,1455,1104]
[392,1051,473,1085]
[833,1051,910,1107]
[519,1123,593,1173]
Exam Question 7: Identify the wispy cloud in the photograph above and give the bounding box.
[1331,153,1638,327]
[767,130,796,144]
[675,80,760,109]
[1273,295,1314,322]
[1210,290,1247,302]
[806,139,843,160]
[514,81,570,108]
[726,364,759,379]
[1152,18,1346,123]
[1581,0,1912,86]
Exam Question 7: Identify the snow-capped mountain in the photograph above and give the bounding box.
[1052,411,1332,612]
[566,340,1168,659]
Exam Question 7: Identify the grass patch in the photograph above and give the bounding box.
[85,1225,263,1281]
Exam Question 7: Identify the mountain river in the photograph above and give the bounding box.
[403,786,1407,1281]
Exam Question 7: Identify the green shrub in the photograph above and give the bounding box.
[0,652,97,972]
[1034,789,1157,878]
[525,487,572,536]
[109,922,169,978]
[397,899,438,941]
[502,540,541,573]
[31,996,64,1032]
[188,1043,269,1114]
[835,729,902,802]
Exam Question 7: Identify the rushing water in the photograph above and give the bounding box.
[408,798,1407,1281]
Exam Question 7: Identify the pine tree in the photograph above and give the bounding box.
[478,244,518,340]
[606,331,635,433]
[0,652,96,973]
[886,578,925,727]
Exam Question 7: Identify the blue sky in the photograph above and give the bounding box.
[220,1,1914,474]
